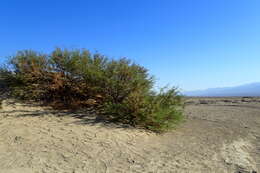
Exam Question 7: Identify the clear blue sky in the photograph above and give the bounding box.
[0,0,260,91]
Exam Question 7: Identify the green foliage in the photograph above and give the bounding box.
[0,48,183,132]
[104,87,183,132]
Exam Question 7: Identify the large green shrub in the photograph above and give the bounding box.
[0,48,183,132]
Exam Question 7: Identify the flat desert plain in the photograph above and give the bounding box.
[0,97,259,173]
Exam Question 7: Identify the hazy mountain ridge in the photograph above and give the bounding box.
[184,82,260,97]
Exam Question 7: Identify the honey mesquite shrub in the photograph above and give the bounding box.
[1,48,183,132]
[3,50,50,100]
[105,87,183,132]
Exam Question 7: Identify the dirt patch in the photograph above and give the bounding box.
[221,139,257,172]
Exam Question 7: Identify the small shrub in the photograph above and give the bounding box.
[0,48,184,132]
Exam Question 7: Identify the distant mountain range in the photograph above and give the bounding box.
[183,82,260,97]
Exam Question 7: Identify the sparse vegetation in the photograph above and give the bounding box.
[0,48,183,132]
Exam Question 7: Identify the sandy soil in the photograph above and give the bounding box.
[0,97,259,173]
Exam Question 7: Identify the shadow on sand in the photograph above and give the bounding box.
[0,98,134,130]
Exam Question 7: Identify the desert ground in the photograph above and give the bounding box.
[0,96,259,173]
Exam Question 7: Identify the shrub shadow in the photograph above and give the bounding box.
[0,98,134,130]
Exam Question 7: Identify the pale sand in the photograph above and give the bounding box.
[0,97,259,173]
